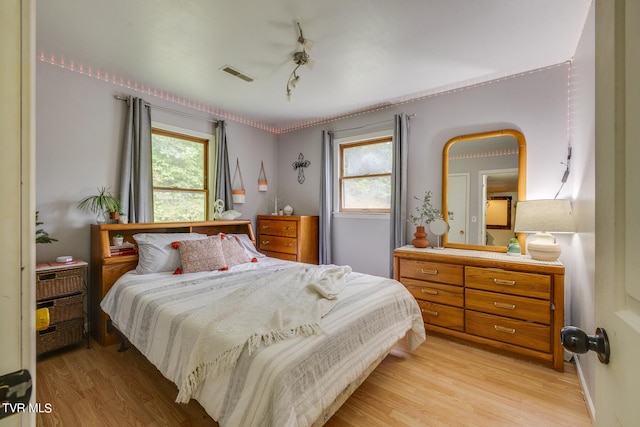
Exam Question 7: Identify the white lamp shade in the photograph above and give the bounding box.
[514,200,575,233]
[514,200,575,261]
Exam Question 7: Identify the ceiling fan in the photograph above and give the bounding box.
[286,22,314,101]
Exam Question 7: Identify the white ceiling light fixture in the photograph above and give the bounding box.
[286,22,315,101]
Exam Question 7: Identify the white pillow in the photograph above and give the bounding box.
[226,233,265,259]
[220,210,242,220]
[133,233,207,274]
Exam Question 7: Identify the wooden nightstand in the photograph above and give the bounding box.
[256,215,319,264]
[35,259,89,355]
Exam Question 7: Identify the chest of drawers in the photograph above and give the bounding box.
[35,260,89,355]
[394,246,565,371]
[256,215,319,264]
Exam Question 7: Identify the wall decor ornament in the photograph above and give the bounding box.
[212,199,225,220]
[292,153,311,184]
[258,161,268,192]
[232,158,246,204]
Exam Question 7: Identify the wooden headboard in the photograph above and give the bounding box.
[89,220,255,346]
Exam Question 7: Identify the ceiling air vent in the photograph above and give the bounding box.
[220,65,254,83]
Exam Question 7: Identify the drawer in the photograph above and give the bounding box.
[417,300,464,331]
[465,310,550,353]
[258,219,297,237]
[399,259,463,286]
[36,317,84,355]
[465,266,550,299]
[37,293,85,325]
[260,250,297,262]
[465,289,550,324]
[258,235,297,255]
[36,268,85,300]
[403,279,463,307]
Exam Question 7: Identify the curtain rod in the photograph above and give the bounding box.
[114,95,219,125]
[332,114,415,134]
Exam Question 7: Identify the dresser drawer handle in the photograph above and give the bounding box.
[494,325,516,334]
[493,278,516,286]
[421,288,439,295]
[421,309,438,317]
[261,240,270,245]
[493,301,516,310]
[284,243,293,248]
[284,226,291,231]
[421,269,438,275]
[261,225,269,229]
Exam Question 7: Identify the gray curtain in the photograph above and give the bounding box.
[319,130,334,264]
[390,113,409,276]
[119,96,153,223]
[215,121,234,210]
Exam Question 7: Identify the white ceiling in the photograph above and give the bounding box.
[36,0,592,133]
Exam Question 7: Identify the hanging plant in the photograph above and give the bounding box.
[232,158,246,204]
[258,161,268,192]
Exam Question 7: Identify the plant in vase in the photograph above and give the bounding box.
[77,187,122,224]
[408,190,454,248]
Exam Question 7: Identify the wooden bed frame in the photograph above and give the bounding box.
[89,220,255,347]
[89,219,402,425]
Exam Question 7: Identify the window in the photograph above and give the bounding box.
[151,128,209,222]
[339,137,392,212]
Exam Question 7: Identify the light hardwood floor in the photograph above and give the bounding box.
[36,335,592,426]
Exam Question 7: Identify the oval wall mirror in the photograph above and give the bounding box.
[441,129,526,252]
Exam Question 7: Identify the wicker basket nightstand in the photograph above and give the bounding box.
[35,259,89,355]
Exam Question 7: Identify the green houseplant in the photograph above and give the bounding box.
[36,211,57,244]
[77,187,121,224]
[408,190,454,248]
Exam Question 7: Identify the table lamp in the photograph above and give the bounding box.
[514,199,575,261]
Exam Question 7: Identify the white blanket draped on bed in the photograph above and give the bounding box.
[176,264,351,403]
[101,258,426,426]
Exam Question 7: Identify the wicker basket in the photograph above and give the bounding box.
[36,268,85,300]
[36,318,84,355]
[37,293,84,324]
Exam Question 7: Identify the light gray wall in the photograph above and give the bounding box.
[277,64,572,278]
[568,2,596,418]
[35,62,278,264]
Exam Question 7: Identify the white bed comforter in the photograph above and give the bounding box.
[101,258,426,427]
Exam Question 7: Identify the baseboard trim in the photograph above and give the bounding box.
[575,355,596,424]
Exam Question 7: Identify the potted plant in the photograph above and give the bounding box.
[77,187,121,224]
[36,211,57,244]
[112,234,124,246]
[408,190,453,248]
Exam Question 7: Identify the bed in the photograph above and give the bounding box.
[91,220,426,426]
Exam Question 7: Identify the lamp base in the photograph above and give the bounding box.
[527,232,561,261]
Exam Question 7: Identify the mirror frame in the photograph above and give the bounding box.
[441,129,526,253]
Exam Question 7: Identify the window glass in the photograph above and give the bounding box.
[151,129,208,222]
[340,137,392,212]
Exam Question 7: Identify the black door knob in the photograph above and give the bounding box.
[560,326,610,364]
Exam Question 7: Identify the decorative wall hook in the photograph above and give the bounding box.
[292,153,310,184]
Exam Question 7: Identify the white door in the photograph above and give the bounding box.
[447,173,469,244]
[0,1,35,426]
[594,1,640,424]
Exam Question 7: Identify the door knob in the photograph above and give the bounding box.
[560,326,610,364]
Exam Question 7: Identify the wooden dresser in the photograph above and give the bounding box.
[393,246,565,371]
[256,215,319,264]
